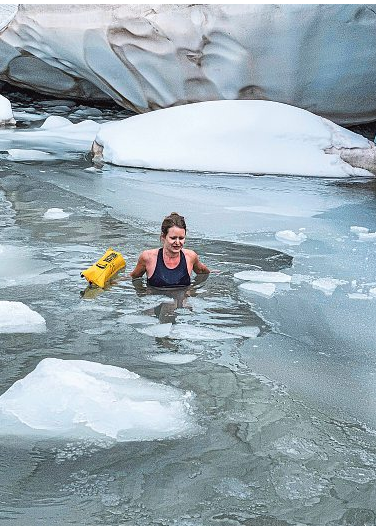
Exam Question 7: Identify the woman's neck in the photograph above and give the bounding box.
[163,247,181,261]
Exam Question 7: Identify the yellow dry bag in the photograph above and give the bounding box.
[81,248,126,288]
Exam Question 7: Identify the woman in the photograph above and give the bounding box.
[130,212,210,287]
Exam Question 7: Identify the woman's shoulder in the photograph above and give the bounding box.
[140,248,159,261]
[182,248,198,260]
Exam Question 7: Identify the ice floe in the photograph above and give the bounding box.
[121,314,159,325]
[93,100,375,176]
[7,149,53,161]
[234,270,291,283]
[275,230,307,245]
[150,354,198,365]
[13,111,50,122]
[347,293,372,301]
[0,358,196,441]
[43,208,71,220]
[311,277,347,296]
[238,282,276,298]
[357,232,376,242]
[219,325,260,338]
[0,301,46,333]
[350,226,369,234]
[138,323,243,340]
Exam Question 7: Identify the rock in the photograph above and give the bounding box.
[0,5,375,124]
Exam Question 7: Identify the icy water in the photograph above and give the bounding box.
[0,97,376,525]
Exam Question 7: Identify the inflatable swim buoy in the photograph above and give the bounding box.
[81,248,126,288]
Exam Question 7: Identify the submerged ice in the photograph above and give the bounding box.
[0,358,196,441]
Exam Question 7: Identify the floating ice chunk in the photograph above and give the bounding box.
[238,282,276,297]
[215,477,252,499]
[271,464,329,501]
[121,314,159,325]
[170,325,243,340]
[337,467,376,484]
[275,230,307,245]
[13,111,50,122]
[0,301,46,333]
[137,323,172,338]
[7,149,52,161]
[0,358,196,441]
[138,323,242,340]
[150,354,198,364]
[225,205,313,217]
[234,270,291,283]
[348,293,372,300]
[274,435,319,460]
[219,326,260,338]
[0,245,53,287]
[311,277,347,295]
[357,232,376,241]
[369,287,376,297]
[43,208,70,220]
[350,225,369,234]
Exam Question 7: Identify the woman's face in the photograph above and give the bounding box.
[162,226,186,254]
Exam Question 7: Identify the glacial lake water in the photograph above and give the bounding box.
[0,96,376,525]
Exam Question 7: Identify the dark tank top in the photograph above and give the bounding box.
[147,248,191,288]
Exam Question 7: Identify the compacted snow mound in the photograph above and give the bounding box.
[0,4,375,123]
[93,100,376,177]
[0,301,46,333]
[0,358,196,441]
[0,94,15,126]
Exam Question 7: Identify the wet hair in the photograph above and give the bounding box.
[161,212,186,236]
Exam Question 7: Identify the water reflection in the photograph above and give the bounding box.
[131,273,209,324]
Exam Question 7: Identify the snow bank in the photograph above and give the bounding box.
[0,358,196,441]
[0,301,46,333]
[0,116,100,155]
[1,5,376,124]
[0,4,17,31]
[0,95,15,126]
[93,100,375,177]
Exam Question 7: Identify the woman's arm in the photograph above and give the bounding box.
[130,252,147,279]
[192,253,210,274]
